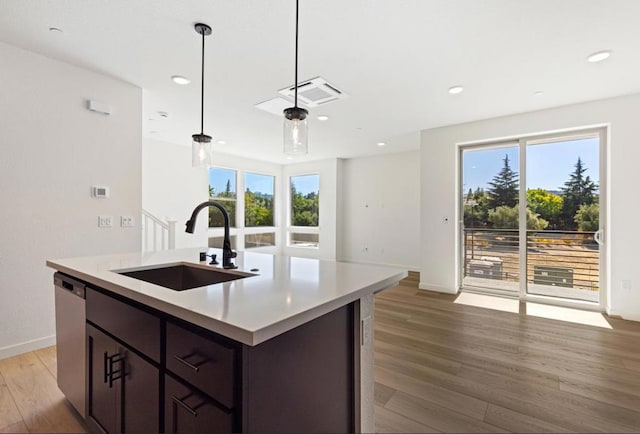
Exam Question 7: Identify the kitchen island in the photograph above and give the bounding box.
[47,247,406,433]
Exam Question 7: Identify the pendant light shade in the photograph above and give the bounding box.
[283,106,308,156]
[192,133,213,167]
[283,0,309,157]
[192,23,213,168]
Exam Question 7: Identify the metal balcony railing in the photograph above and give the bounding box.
[463,228,599,292]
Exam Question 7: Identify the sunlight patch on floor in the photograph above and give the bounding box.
[454,292,612,329]
[454,292,520,313]
[525,302,612,329]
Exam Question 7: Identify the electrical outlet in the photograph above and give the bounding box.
[121,216,134,227]
[98,216,113,228]
[361,316,372,346]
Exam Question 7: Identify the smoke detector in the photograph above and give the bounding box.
[278,76,348,108]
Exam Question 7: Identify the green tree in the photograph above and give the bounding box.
[487,155,519,209]
[245,189,273,226]
[209,178,236,227]
[488,205,548,230]
[526,188,563,228]
[290,183,319,226]
[574,203,599,231]
[463,188,490,227]
[560,157,597,230]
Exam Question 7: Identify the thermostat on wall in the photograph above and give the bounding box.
[92,186,110,198]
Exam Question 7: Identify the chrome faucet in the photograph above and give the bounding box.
[185,200,237,269]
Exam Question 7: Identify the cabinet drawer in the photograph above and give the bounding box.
[166,322,236,409]
[165,375,233,434]
[86,287,161,362]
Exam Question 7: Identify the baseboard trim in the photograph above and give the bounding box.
[418,282,458,294]
[340,258,420,273]
[0,335,56,360]
[608,310,640,323]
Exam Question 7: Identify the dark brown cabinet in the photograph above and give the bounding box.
[164,375,233,434]
[86,324,159,433]
[84,285,354,433]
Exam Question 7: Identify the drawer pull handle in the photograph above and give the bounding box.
[172,395,198,417]
[174,354,202,372]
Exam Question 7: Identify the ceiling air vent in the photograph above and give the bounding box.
[278,76,348,108]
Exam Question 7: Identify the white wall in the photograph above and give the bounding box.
[142,138,209,248]
[340,152,421,270]
[142,145,283,250]
[0,42,142,358]
[421,93,640,321]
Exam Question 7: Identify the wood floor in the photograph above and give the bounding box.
[374,280,640,433]
[1,278,639,433]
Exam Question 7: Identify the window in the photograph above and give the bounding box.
[209,168,236,228]
[245,173,275,227]
[208,167,278,251]
[289,174,320,248]
[244,172,276,248]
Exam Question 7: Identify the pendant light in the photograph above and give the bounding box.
[192,23,213,168]
[283,0,309,157]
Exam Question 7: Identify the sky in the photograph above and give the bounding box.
[209,169,318,195]
[290,174,320,195]
[463,138,599,193]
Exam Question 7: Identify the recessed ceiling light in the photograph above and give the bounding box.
[49,27,63,33]
[534,90,544,96]
[216,140,226,145]
[149,130,158,134]
[171,75,191,85]
[158,111,169,118]
[317,115,329,121]
[448,86,464,95]
[377,142,386,147]
[286,156,294,161]
[587,50,611,63]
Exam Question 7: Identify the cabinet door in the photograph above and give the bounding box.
[164,375,233,434]
[119,345,159,433]
[86,324,118,434]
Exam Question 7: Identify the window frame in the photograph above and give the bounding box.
[287,173,320,249]
[208,166,278,252]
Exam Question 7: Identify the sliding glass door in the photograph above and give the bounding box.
[524,133,602,303]
[460,128,606,308]
[461,143,520,294]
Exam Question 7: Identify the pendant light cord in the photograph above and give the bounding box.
[200,28,205,135]
[294,0,299,108]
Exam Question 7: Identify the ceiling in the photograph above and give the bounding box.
[1,0,639,164]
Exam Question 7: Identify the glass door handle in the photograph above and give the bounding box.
[594,229,603,245]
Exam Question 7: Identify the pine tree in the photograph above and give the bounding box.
[487,155,519,209]
[559,157,597,229]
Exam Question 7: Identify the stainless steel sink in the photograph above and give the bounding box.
[116,264,253,291]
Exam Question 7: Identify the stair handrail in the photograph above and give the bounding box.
[142,209,177,251]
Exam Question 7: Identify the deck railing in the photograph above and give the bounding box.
[464,228,599,291]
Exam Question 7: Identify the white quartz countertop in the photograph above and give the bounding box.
[47,248,407,346]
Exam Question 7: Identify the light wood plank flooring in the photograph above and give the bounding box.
[1,279,639,433]
[374,282,640,432]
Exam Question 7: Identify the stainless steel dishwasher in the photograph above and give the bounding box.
[54,272,86,418]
